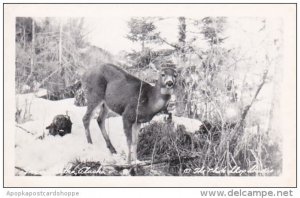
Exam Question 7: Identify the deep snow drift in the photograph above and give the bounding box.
[15,93,202,176]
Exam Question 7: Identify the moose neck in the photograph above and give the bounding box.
[147,81,172,113]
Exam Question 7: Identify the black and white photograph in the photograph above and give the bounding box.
[3,3,296,187]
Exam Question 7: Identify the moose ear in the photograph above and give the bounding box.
[173,71,178,77]
[149,62,161,73]
[176,67,182,75]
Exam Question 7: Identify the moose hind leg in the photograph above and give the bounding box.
[83,102,99,144]
[97,103,117,154]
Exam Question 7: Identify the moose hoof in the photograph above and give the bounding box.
[87,139,93,144]
[108,146,117,154]
[86,136,93,144]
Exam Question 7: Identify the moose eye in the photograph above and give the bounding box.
[173,73,178,78]
[161,73,165,77]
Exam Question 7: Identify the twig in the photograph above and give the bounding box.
[15,166,27,172]
[171,136,182,175]
[16,124,35,135]
[226,141,230,176]
[230,153,238,167]
[158,36,180,50]
[230,69,269,138]
[202,140,211,172]
[38,67,61,87]
[106,155,199,171]
[135,81,143,124]
[150,138,158,169]
[239,70,268,127]
[226,70,268,157]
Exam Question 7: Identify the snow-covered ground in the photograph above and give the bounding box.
[15,93,202,176]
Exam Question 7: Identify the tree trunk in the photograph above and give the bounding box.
[178,17,186,63]
[59,20,67,88]
[31,20,35,71]
[22,25,26,78]
[59,21,62,66]
[141,40,145,52]
[25,19,35,85]
[23,26,26,49]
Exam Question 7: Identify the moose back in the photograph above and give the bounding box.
[82,63,178,164]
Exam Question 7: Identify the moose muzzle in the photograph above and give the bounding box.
[166,80,174,88]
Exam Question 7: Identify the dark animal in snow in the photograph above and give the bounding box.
[46,114,72,136]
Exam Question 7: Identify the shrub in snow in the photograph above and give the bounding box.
[137,121,193,161]
[136,120,239,176]
[62,81,82,99]
[15,98,33,124]
[21,84,31,94]
[74,88,87,106]
[41,81,82,101]
[15,108,22,123]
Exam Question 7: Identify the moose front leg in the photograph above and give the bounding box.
[123,117,141,164]
[131,123,141,163]
[123,118,133,164]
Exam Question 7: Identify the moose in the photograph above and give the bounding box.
[82,63,178,164]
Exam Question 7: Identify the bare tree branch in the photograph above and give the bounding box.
[158,36,180,50]
[16,124,35,135]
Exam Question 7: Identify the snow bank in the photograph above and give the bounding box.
[152,115,202,133]
[15,93,202,175]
